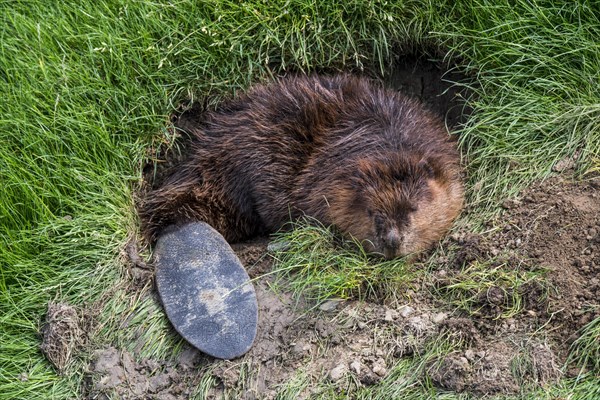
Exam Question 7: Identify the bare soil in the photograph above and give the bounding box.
[427,173,600,393]
[41,59,599,398]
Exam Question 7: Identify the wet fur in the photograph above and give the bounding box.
[139,74,464,257]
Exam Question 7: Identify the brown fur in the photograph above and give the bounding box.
[139,74,464,258]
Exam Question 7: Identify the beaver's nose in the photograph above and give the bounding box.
[383,227,401,259]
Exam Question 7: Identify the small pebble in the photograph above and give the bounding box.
[372,360,387,377]
[329,363,348,382]
[319,299,344,312]
[582,265,590,273]
[384,309,394,322]
[398,305,415,318]
[464,349,475,361]
[432,312,448,324]
[292,341,311,355]
[450,233,461,242]
[350,360,361,375]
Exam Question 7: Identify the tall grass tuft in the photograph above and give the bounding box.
[432,0,600,212]
[569,315,600,375]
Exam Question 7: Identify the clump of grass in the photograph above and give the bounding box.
[569,314,600,375]
[510,340,562,388]
[191,369,220,400]
[357,332,465,400]
[274,369,312,398]
[433,261,549,319]
[95,287,187,361]
[432,0,600,213]
[270,219,413,303]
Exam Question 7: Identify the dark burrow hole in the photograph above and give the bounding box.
[386,54,472,131]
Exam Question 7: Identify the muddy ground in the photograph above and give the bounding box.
[41,59,599,398]
[82,172,599,399]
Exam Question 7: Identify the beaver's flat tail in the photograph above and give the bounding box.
[154,222,258,359]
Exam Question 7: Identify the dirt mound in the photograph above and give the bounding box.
[452,174,600,340]
[429,174,599,394]
[87,346,204,400]
[502,176,600,333]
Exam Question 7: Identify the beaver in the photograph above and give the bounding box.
[139,74,464,259]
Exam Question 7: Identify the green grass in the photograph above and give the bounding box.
[435,0,600,213]
[569,312,600,375]
[432,260,549,320]
[1,0,599,399]
[270,220,413,303]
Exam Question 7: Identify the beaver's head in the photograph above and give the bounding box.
[329,153,463,259]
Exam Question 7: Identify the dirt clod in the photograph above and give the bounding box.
[328,363,348,382]
[88,347,193,399]
[40,302,82,372]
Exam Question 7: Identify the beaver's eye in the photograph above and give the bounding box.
[373,214,385,228]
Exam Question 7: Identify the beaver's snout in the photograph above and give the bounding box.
[380,227,402,260]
